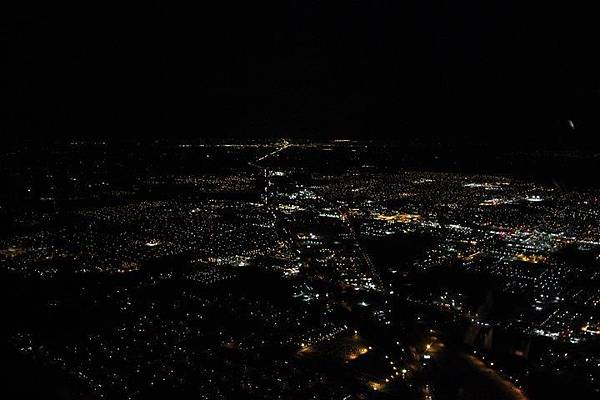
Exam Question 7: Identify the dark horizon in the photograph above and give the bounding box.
[4,2,600,148]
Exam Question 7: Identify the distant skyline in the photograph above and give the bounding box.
[4,2,599,147]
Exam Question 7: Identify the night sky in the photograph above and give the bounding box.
[4,1,599,147]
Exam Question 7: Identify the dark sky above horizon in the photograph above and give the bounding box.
[3,1,599,147]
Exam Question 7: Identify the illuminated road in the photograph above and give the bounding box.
[462,354,528,400]
[249,138,385,290]
[422,337,528,400]
[253,139,291,164]
[340,210,385,289]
